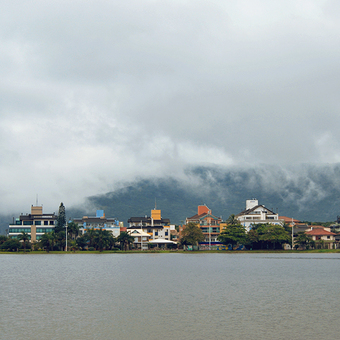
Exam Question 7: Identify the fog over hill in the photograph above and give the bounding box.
[85,164,340,224]
[1,164,340,235]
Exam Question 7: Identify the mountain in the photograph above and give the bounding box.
[1,164,340,234]
[77,164,340,224]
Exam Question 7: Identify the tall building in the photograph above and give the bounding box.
[184,205,223,247]
[8,205,57,242]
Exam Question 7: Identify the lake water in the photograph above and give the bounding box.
[1,253,340,340]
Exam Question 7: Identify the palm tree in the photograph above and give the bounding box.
[117,232,134,251]
[67,221,79,240]
[40,233,53,253]
[226,214,239,226]
[294,232,313,250]
[49,231,58,251]
[93,228,111,252]
[69,240,78,253]
[85,228,96,248]
[18,231,30,252]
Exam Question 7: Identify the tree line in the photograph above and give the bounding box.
[180,215,318,250]
[0,229,135,252]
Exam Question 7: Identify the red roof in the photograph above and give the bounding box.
[306,229,335,236]
[279,216,300,223]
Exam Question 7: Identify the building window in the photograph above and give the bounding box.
[44,221,48,225]
[9,228,31,233]
[155,232,158,236]
[23,221,33,225]
[49,221,54,225]
[36,228,53,233]
[35,221,41,225]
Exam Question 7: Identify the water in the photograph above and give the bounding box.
[1,253,340,340]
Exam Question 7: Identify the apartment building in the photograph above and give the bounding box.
[236,199,283,231]
[184,205,223,247]
[8,205,57,242]
[75,210,121,237]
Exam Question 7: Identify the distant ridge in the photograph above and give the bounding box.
[78,164,340,225]
[1,164,340,234]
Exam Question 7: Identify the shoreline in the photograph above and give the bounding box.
[1,249,340,254]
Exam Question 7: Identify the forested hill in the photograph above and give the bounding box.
[1,165,340,234]
[73,165,340,225]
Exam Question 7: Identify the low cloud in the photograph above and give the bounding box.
[1,0,340,213]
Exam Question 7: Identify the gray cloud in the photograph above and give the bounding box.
[1,0,340,213]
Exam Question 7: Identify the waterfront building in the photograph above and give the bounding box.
[127,229,151,250]
[75,210,121,237]
[305,226,336,249]
[236,199,283,231]
[8,205,57,242]
[184,205,223,249]
[127,208,172,249]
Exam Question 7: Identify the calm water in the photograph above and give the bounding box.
[1,253,340,340]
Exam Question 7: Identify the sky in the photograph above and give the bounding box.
[1,0,340,214]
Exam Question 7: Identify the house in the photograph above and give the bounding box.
[183,205,223,249]
[305,226,336,249]
[128,229,151,250]
[75,210,121,238]
[127,208,172,248]
[236,199,283,231]
[8,205,57,242]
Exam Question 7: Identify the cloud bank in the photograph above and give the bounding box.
[1,0,340,213]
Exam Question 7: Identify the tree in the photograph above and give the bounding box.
[0,235,9,245]
[294,232,314,250]
[0,238,21,252]
[226,214,239,225]
[69,240,78,253]
[40,233,54,253]
[218,222,247,250]
[18,231,30,252]
[93,228,112,252]
[247,224,290,250]
[76,235,88,250]
[55,202,66,233]
[55,231,66,251]
[258,224,290,250]
[180,222,204,247]
[85,228,96,248]
[67,221,79,240]
[117,232,134,251]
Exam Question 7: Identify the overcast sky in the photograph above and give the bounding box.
[1,0,340,213]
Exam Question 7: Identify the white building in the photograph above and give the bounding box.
[128,229,151,250]
[75,210,121,238]
[236,199,283,231]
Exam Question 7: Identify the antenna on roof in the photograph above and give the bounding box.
[155,198,157,210]
[36,194,38,206]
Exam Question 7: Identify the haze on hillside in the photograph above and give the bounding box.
[1,0,340,214]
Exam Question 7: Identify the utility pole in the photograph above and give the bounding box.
[291,217,294,250]
[65,223,68,252]
[209,221,211,251]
